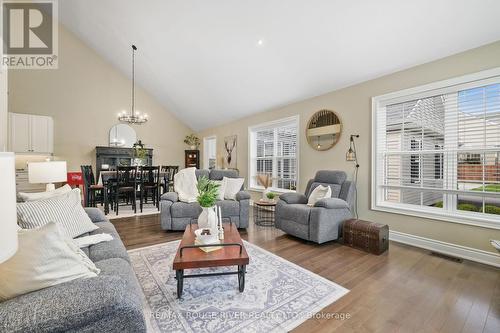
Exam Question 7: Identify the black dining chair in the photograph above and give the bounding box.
[114,166,138,215]
[100,170,117,215]
[81,165,104,207]
[161,165,179,194]
[140,166,161,212]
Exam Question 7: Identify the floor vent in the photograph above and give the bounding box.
[430,251,463,263]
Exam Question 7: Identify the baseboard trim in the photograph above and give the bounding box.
[389,231,500,268]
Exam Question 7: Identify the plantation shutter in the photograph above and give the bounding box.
[276,124,298,190]
[374,77,500,222]
[255,129,274,175]
[250,117,298,191]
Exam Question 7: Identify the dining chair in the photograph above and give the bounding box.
[114,166,138,215]
[161,165,179,194]
[80,165,104,207]
[100,170,117,214]
[140,166,161,212]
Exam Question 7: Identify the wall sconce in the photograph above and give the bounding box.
[346,134,359,218]
[346,134,359,167]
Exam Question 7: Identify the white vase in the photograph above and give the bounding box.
[198,206,218,231]
[262,188,271,202]
[133,158,145,166]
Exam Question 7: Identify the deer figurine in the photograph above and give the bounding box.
[224,137,236,167]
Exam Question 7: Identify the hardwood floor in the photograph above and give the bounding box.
[111,213,500,333]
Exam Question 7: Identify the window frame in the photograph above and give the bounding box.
[372,67,500,230]
[203,135,217,170]
[248,115,300,193]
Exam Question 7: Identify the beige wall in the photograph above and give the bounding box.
[0,68,7,152]
[8,25,192,171]
[199,41,500,253]
[0,16,6,152]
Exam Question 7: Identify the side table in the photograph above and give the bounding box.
[254,200,276,227]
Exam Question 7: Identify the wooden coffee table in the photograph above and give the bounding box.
[172,223,249,298]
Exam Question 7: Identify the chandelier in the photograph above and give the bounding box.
[118,44,148,125]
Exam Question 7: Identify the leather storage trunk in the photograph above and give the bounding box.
[342,219,389,255]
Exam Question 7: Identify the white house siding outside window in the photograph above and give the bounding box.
[372,68,500,229]
[249,116,299,192]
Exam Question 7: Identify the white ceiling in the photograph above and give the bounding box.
[59,0,500,131]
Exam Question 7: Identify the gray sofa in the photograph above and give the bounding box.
[160,169,250,230]
[0,208,146,333]
[276,170,355,244]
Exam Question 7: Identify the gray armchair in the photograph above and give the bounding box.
[160,169,250,230]
[275,170,355,244]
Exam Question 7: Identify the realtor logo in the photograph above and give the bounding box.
[2,0,58,69]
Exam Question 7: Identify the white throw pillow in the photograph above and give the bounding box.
[0,222,99,301]
[214,179,226,200]
[307,185,332,206]
[18,184,72,202]
[174,167,199,203]
[17,188,98,238]
[223,177,244,200]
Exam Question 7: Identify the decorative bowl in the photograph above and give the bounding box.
[194,228,219,244]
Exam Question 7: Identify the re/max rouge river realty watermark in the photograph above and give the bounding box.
[2,0,58,69]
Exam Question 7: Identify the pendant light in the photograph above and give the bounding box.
[118,45,148,125]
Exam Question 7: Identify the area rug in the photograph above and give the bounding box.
[129,240,349,333]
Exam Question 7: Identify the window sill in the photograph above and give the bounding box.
[248,187,296,194]
[372,202,500,230]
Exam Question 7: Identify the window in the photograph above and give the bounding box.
[249,116,299,192]
[372,68,500,229]
[434,144,444,180]
[203,136,217,169]
[410,138,422,184]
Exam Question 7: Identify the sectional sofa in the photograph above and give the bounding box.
[0,208,147,333]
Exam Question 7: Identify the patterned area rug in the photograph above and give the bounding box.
[129,241,349,333]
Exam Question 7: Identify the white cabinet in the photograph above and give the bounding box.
[8,113,54,154]
[9,113,30,152]
[30,115,53,153]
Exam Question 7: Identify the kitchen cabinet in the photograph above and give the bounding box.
[9,113,54,154]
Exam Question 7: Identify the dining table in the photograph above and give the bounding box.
[97,169,170,215]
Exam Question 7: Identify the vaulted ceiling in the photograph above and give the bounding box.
[59,0,500,131]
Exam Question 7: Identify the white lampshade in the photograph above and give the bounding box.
[0,152,18,263]
[28,161,67,191]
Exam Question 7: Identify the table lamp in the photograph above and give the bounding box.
[0,152,18,263]
[28,161,67,191]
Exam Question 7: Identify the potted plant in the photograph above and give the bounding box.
[133,147,147,166]
[196,176,220,230]
[257,173,273,201]
[266,192,276,202]
[184,134,200,150]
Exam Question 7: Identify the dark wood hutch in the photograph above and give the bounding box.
[95,146,153,176]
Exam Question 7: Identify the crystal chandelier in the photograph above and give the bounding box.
[118,45,148,125]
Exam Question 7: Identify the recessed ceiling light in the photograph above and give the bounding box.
[256,39,264,47]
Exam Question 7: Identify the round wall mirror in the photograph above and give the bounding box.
[109,124,137,148]
[306,110,342,151]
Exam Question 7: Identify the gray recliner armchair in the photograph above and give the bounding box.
[275,170,355,244]
[160,169,250,231]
